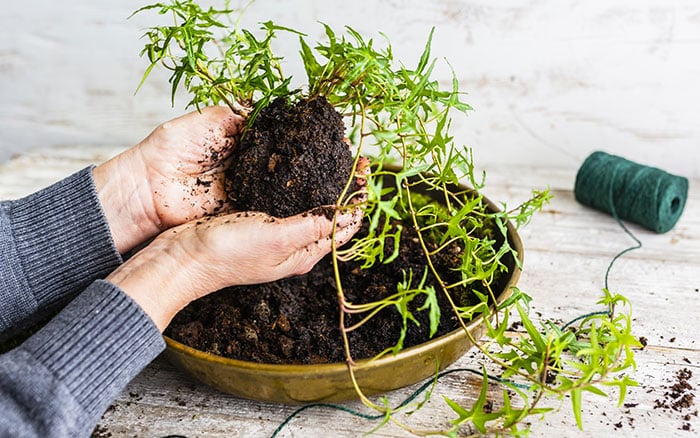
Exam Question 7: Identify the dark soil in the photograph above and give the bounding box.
[224,96,353,218]
[167,217,511,364]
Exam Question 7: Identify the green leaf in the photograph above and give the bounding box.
[417,285,440,337]
[516,301,546,354]
[445,368,501,433]
[581,385,608,398]
[416,27,435,74]
[498,287,532,311]
[571,388,583,429]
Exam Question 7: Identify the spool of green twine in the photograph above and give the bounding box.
[574,151,689,233]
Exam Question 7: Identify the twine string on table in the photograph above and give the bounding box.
[270,368,530,438]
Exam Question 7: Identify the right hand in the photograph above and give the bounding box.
[106,159,368,332]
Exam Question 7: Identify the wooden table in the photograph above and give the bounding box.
[1,146,698,437]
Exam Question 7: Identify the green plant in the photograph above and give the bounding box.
[133,1,640,435]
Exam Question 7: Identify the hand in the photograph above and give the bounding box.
[94,106,244,253]
[106,204,365,332]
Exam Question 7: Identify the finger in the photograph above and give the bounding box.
[278,236,334,277]
[335,204,363,230]
[192,107,244,167]
[355,155,370,179]
[278,211,335,248]
[271,208,356,276]
[333,219,360,248]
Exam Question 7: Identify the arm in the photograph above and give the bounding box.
[0,280,163,437]
[0,168,122,339]
[0,202,364,438]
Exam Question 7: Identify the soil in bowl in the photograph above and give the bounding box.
[166,215,511,364]
[165,97,514,365]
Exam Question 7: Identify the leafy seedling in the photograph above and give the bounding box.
[134,1,639,435]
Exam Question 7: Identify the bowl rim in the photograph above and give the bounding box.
[163,197,523,373]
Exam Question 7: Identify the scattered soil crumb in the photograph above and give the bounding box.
[652,368,697,432]
[172,396,187,407]
[91,425,112,438]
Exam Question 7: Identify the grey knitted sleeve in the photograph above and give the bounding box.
[0,167,165,436]
[0,166,123,338]
[0,279,165,437]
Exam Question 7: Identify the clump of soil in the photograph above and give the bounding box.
[654,368,695,412]
[225,96,353,218]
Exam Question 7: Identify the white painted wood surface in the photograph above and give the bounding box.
[0,146,697,437]
[1,1,700,177]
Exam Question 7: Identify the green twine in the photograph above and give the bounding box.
[270,368,531,438]
[562,188,644,330]
[574,151,688,234]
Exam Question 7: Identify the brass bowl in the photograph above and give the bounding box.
[164,182,523,404]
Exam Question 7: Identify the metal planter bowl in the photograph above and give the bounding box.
[163,179,523,404]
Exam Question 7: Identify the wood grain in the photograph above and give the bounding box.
[1,146,697,436]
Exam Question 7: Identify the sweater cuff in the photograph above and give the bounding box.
[10,166,122,310]
[20,280,165,432]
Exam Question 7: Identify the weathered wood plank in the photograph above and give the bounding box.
[95,345,698,437]
[1,146,698,436]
